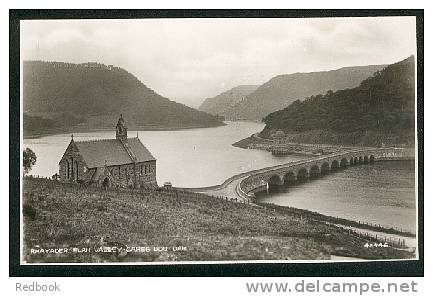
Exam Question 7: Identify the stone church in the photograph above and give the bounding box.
[59,115,157,188]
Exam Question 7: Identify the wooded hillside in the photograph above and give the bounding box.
[260,56,415,147]
[23,61,224,136]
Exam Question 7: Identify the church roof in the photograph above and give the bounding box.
[74,138,155,168]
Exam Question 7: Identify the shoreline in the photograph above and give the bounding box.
[182,156,415,240]
[22,178,416,262]
[23,122,227,139]
[232,133,348,157]
[233,133,415,157]
[257,201,416,238]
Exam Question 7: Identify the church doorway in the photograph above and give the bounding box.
[102,177,110,188]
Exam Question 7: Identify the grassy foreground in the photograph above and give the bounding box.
[22,178,414,263]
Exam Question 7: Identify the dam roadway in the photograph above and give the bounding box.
[180,147,415,202]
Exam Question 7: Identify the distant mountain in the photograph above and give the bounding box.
[198,85,259,117]
[224,64,387,121]
[260,56,415,147]
[23,61,224,137]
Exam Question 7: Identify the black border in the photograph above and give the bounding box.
[10,9,424,277]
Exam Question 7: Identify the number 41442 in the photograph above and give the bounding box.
[364,242,389,248]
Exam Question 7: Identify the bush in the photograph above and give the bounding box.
[23,203,37,220]
[96,204,107,212]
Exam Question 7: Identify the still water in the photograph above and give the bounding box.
[256,161,416,233]
[23,121,416,232]
[23,121,306,187]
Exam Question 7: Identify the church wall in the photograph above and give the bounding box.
[108,165,120,181]
[59,142,87,183]
[121,164,135,187]
[85,168,97,183]
[137,160,157,188]
[105,161,156,188]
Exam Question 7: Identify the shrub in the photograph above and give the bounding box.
[23,203,37,220]
[96,204,107,212]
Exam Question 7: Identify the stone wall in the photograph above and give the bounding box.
[59,141,88,183]
[137,160,157,187]
[106,160,157,188]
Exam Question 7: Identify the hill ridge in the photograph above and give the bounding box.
[260,56,415,147]
[222,64,388,121]
[23,61,225,137]
[198,84,259,117]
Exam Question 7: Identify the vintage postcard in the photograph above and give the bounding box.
[12,10,423,275]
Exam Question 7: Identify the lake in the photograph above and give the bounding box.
[22,121,307,187]
[23,121,416,232]
[256,160,416,233]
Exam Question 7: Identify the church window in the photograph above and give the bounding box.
[71,157,74,180]
[66,160,70,179]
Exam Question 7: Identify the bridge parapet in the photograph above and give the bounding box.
[240,147,414,195]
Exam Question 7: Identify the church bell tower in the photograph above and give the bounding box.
[116,114,128,142]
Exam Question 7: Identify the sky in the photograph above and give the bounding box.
[21,17,416,108]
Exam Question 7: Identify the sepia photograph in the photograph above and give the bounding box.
[11,10,422,275]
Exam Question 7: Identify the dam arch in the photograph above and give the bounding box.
[309,165,320,178]
[321,162,330,174]
[340,158,348,168]
[296,168,308,182]
[283,171,296,184]
[268,174,284,186]
[331,160,339,170]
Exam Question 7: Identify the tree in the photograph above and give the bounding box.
[23,148,36,175]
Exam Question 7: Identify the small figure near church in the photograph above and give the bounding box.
[59,115,157,188]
